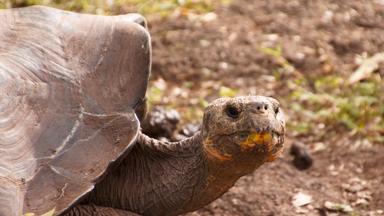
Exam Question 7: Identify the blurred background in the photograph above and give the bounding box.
[1,0,383,215]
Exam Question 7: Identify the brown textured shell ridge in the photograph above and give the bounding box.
[0,6,151,216]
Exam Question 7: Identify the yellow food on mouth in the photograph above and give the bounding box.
[240,132,273,150]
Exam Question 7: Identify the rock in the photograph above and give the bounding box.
[180,123,200,137]
[290,142,314,170]
[142,106,180,139]
[173,123,201,141]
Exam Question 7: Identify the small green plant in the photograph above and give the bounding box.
[219,86,238,98]
[259,45,295,75]
[259,45,383,144]
[288,74,383,143]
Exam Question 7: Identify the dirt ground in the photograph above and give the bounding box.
[146,0,384,215]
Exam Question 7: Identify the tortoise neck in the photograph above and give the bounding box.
[137,130,203,155]
[87,131,208,215]
[86,130,254,215]
[181,139,259,213]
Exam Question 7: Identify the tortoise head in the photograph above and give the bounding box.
[202,96,285,168]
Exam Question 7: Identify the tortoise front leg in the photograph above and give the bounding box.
[63,205,140,216]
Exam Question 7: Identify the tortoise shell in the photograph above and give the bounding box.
[0,6,151,215]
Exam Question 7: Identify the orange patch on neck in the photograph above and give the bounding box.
[240,132,272,150]
[266,154,278,162]
[203,138,232,162]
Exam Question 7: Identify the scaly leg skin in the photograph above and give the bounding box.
[62,205,140,216]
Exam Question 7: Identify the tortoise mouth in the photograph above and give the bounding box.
[239,128,284,160]
[238,129,284,150]
[255,130,284,145]
[266,130,284,162]
[271,130,284,146]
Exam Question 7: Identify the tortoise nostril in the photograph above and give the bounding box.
[252,102,270,114]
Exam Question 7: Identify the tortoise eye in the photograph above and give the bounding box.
[274,106,280,114]
[225,104,240,119]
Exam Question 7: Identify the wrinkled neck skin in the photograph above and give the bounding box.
[85,130,262,216]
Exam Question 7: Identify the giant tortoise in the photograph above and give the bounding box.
[0,6,285,216]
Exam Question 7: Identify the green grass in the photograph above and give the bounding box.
[287,69,383,143]
[261,45,383,143]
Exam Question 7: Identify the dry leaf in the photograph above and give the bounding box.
[349,52,384,84]
[324,201,353,213]
[292,192,312,207]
